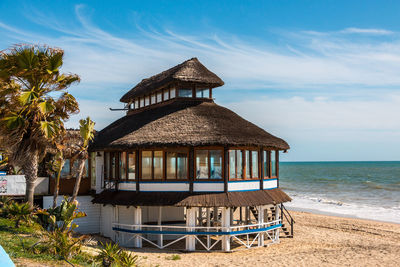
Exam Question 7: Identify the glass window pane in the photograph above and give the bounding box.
[271,151,276,177]
[229,150,236,178]
[104,152,110,179]
[119,152,127,179]
[166,152,176,179]
[170,88,176,98]
[111,153,116,179]
[141,151,152,179]
[196,150,208,179]
[134,99,139,109]
[140,98,144,108]
[263,151,268,178]
[145,96,150,106]
[85,159,89,178]
[236,150,243,179]
[128,152,136,180]
[90,153,96,186]
[157,92,162,103]
[210,150,222,179]
[151,94,156,104]
[178,88,192,97]
[177,152,187,179]
[153,151,163,179]
[245,151,250,178]
[164,90,169,101]
[60,159,70,178]
[252,151,258,178]
[196,88,210,98]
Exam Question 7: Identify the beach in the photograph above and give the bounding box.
[130,211,400,267]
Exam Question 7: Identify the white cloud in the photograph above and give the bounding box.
[340,27,393,35]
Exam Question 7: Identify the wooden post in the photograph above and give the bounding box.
[213,207,218,224]
[206,207,211,248]
[275,204,280,242]
[245,206,249,225]
[135,150,140,192]
[157,206,163,247]
[113,206,119,242]
[223,147,228,192]
[133,206,142,248]
[221,207,231,252]
[258,205,264,247]
[189,148,194,193]
[186,208,196,251]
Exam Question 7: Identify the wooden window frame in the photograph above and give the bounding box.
[228,147,260,181]
[138,148,189,181]
[194,147,224,180]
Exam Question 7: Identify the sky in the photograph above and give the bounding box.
[0,0,400,161]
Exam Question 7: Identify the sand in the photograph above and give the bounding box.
[131,211,400,267]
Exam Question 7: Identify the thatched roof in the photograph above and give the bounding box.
[92,188,291,207]
[90,99,289,150]
[120,58,224,103]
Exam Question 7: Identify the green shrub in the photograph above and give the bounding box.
[4,201,34,228]
[96,241,139,267]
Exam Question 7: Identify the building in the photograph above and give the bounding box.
[89,58,294,251]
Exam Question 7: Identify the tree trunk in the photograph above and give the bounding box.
[52,166,62,208]
[23,151,39,208]
[70,158,85,203]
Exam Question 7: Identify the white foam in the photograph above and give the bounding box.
[285,194,400,224]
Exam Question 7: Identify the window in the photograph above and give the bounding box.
[196,88,210,98]
[166,151,188,180]
[151,94,156,104]
[119,152,127,179]
[245,151,250,178]
[163,89,169,101]
[251,151,258,178]
[153,151,163,179]
[139,98,144,108]
[210,150,222,179]
[104,152,110,179]
[178,88,193,97]
[60,159,70,178]
[170,88,176,98]
[156,92,162,103]
[263,151,269,178]
[271,150,277,177]
[141,151,152,179]
[196,149,222,179]
[134,99,139,109]
[111,153,117,179]
[229,150,243,179]
[196,150,208,179]
[128,152,136,179]
[90,153,96,187]
[145,96,150,106]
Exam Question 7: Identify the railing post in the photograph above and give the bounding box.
[186,207,196,251]
[221,207,231,252]
[133,206,142,248]
[275,204,280,242]
[258,205,265,247]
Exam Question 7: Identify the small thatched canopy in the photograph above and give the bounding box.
[120,58,224,103]
[92,188,291,207]
[90,100,289,151]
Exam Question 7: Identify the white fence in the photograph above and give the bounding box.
[0,175,48,196]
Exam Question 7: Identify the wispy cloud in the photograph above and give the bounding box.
[340,27,393,35]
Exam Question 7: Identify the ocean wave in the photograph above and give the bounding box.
[362,181,400,191]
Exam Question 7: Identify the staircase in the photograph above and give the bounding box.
[250,205,294,238]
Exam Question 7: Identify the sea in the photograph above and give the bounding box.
[279,161,400,224]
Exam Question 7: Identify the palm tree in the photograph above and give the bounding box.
[0,45,80,207]
[70,117,95,203]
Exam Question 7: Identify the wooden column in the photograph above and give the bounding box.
[259,149,264,190]
[133,206,142,248]
[186,208,196,251]
[157,206,163,247]
[189,147,194,193]
[223,147,229,192]
[221,207,231,252]
[135,150,140,192]
[276,151,280,188]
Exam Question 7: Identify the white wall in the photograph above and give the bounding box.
[0,175,49,196]
[43,195,100,234]
[100,205,114,238]
[95,152,104,194]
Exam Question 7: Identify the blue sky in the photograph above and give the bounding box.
[1,0,400,161]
